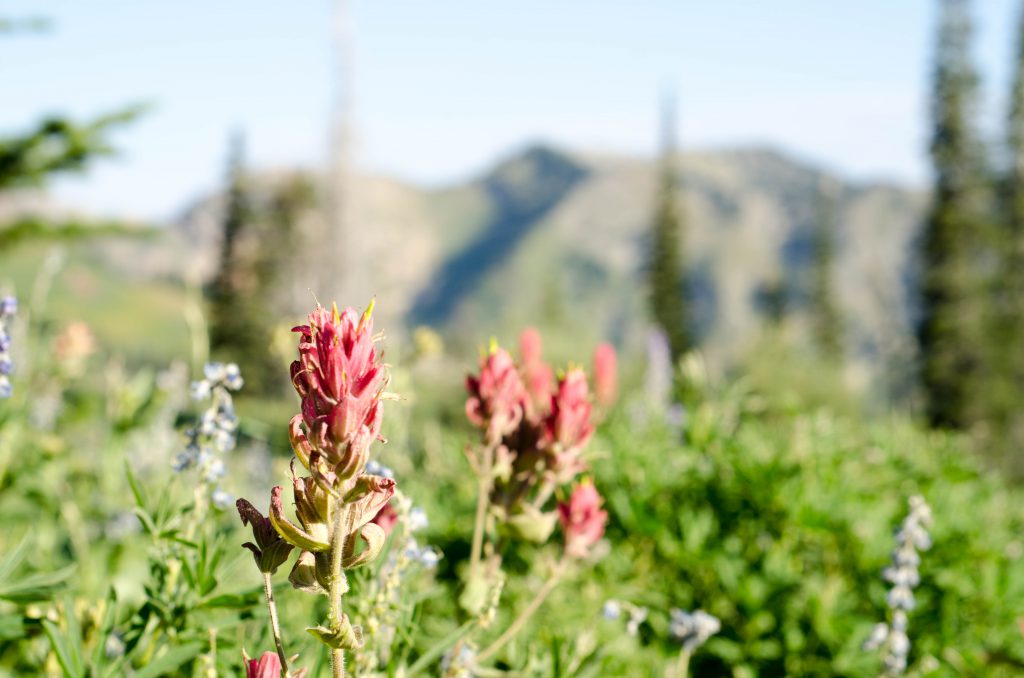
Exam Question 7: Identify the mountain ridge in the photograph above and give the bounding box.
[108,142,927,392]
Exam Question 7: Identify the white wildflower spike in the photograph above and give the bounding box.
[669,608,720,652]
[864,495,932,676]
[176,361,243,507]
[0,296,17,399]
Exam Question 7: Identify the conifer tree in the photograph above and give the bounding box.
[207,133,276,392]
[919,0,987,429]
[993,0,1024,455]
[646,95,690,362]
[809,180,843,360]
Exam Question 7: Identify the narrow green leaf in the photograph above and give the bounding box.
[125,461,146,509]
[0,536,29,584]
[63,596,86,674]
[42,619,85,678]
[90,589,119,670]
[132,642,202,678]
[132,507,157,537]
[0,564,75,603]
[197,588,261,610]
[407,620,476,675]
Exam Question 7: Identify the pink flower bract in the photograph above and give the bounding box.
[370,499,400,536]
[290,302,384,478]
[519,327,555,418]
[465,346,527,443]
[245,651,281,678]
[544,368,594,454]
[593,343,618,409]
[558,481,608,559]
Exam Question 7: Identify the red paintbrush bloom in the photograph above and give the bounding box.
[290,302,385,480]
[593,343,618,409]
[519,327,555,419]
[245,651,281,678]
[558,481,608,559]
[466,346,527,444]
[541,368,594,482]
[543,368,594,452]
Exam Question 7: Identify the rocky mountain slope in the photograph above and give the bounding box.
[168,143,925,387]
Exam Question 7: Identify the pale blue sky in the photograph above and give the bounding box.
[0,1,1019,220]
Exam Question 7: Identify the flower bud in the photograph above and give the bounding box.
[505,503,558,543]
[519,328,555,418]
[558,480,607,559]
[288,550,324,594]
[542,368,594,482]
[244,651,281,678]
[236,498,296,574]
[592,343,617,409]
[465,346,527,443]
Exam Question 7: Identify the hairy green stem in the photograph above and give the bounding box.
[262,572,289,677]
[329,504,352,678]
[476,560,566,663]
[468,441,496,581]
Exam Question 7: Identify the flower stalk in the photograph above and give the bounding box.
[262,572,289,677]
[476,558,566,663]
[328,506,351,678]
[236,301,395,678]
[467,440,496,582]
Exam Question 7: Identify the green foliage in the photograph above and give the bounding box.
[1,294,1023,676]
[0,23,146,253]
[584,375,1024,676]
[0,108,143,192]
[0,216,154,251]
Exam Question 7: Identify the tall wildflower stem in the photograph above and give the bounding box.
[262,572,289,676]
[468,440,497,580]
[477,558,566,663]
[329,504,352,678]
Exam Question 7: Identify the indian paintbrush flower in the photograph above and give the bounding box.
[244,650,310,678]
[558,480,607,559]
[542,368,594,482]
[237,301,398,675]
[465,344,527,444]
[290,302,386,484]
